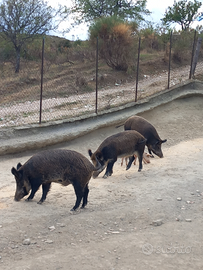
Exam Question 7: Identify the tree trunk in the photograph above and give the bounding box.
[15,46,21,73]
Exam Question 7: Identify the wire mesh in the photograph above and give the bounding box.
[0,32,202,128]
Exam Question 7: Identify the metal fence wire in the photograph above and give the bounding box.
[0,31,203,128]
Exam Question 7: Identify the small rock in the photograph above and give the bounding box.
[111,231,120,234]
[157,198,162,201]
[196,190,200,193]
[177,197,182,201]
[23,238,31,245]
[185,219,192,222]
[151,219,163,226]
[45,239,53,244]
[48,226,55,231]
[57,223,65,227]
[191,192,194,195]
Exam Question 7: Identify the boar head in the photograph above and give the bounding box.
[11,163,31,201]
[88,149,106,178]
[149,139,167,158]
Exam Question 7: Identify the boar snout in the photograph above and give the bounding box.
[92,165,105,178]
[154,150,163,158]
[14,193,23,201]
[14,187,29,201]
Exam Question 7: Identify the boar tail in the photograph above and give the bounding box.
[115,123,124,128]
[138,138,147,144]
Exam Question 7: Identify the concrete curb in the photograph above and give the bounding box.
[0,80,203,156]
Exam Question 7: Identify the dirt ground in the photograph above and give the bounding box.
[0,95,203,270]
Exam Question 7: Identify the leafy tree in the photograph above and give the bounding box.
[71,0,150,24]
[0,0,67,73]
[161,0,202,31]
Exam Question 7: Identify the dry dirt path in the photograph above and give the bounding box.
[0,95,203,270]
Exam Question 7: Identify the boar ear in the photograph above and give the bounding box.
[11,167,19,177]
[11,167,23,181]
[161,139,167,144]
[88,149,93,157]
[17,163,22,170]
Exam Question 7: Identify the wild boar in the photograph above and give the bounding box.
[88,130,146,179]
[119,116,167,158]
[11,149,100,211]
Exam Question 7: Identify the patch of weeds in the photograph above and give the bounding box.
[53,101,79,110]
[22,112,33,118]
[56,92,70,98]
[80,85,94,93]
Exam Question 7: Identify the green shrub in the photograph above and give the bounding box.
[89,16,134,71]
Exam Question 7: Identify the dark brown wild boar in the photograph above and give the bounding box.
[88,130,146,179]
[118,116,167,158]
[11,149,100,211]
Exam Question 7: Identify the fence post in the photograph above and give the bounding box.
[135,37,141,102]
[191,35,202,78]
[189,30,197,79]
[95,37,98,114]
[167,31,172,89]
[39,37,45,124]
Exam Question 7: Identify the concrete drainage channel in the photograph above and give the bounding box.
[0,80,203,156]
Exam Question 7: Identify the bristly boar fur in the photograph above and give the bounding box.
[88,130,146,179]
[11,149,100,211]
[117,115,167,158]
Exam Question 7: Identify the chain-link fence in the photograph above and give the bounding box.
[0,31,203,128]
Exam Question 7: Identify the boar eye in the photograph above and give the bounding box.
[96,153,103,161]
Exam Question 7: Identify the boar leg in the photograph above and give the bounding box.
[81,184,89,209]
[147,147,154,158]
[126,155,135,170]
[127,154,143,172]
[103,160,115,178]
[38,183,52,204]
[26,182,41,201]
[71,181,84,211]
[137,154,143,172]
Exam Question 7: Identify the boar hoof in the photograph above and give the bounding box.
[138,169,142,172]
[126,165,131,170]
[103,173,112,178]
[70,207,78,211]
[103,171,112,178]
[37,201,43,204]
